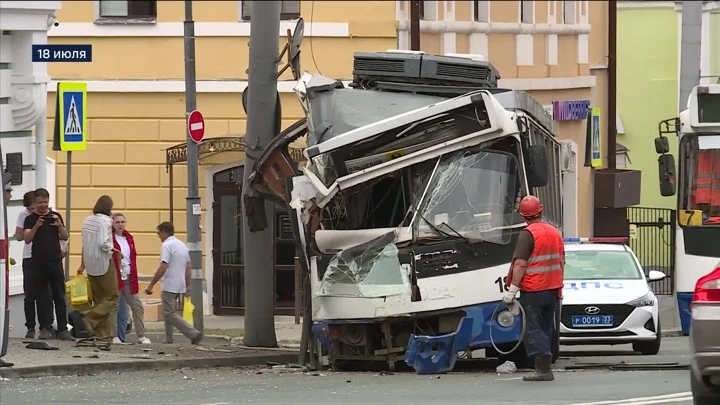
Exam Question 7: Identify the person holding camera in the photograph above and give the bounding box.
[23,188,72,341]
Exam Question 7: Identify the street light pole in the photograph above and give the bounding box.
[183,0,203,333]
[242,0,281,347]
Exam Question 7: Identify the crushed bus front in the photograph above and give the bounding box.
[245,53,574,373]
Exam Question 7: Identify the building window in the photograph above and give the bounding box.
[419,1,437,20]
[241,1,300,21]
[473,1,489,22]
[520,1,534,24]
[98,0,157,20]
[562,1,576,24]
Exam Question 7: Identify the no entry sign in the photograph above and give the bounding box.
[187,110,205,143]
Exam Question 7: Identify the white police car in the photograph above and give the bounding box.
[559,237,666,355]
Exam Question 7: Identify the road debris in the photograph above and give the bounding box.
[496,361,517,374]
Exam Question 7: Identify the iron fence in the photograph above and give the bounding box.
[626,207,676,295]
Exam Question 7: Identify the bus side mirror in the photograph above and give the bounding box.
[658,154,676,197]
[655,136,669,154]
[527,145,548,188]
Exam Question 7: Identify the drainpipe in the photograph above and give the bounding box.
[607,0,617,170]
[34,93,48,189]
[410,1,420,51]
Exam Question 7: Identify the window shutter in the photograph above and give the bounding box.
[282,1,300,16]
[100,0,129,17]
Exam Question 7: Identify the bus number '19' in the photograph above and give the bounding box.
[495,277,509,293]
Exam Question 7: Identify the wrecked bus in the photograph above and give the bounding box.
[246,51,579,374]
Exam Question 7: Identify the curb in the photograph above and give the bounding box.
[141,333,231,345]
[660,330,685,338]
[0,352,298,379]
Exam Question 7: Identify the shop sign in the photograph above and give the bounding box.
[552,100,591,121]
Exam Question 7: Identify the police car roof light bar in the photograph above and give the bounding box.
[563,237,629,244]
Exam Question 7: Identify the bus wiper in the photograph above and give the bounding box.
[417,213,451,240]
[437,221,469,244]
[438,221,487,256]
[417,215,475,248]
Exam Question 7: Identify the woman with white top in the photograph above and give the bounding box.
[110,213,150,344]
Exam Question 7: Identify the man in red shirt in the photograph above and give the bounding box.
[503,195,564,382]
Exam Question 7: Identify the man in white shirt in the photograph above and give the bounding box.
[15,191,44,339]
[145,222,202,345]
[76,195,120,341]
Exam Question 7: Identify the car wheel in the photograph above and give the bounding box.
[632,319,661,355]
[692,374,720,405]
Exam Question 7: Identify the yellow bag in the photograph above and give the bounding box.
[66,275,92,307]
[182,296,194,323]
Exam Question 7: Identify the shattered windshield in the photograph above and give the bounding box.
[414,148,523,244]
[316,232,411,298]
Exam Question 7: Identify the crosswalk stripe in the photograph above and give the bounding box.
[567,392,692,405]
[616,396,692,405]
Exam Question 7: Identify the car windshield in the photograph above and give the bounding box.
[564,250,643,280]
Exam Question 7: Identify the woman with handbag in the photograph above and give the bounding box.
[110,213,150,344]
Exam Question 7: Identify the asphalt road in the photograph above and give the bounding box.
[0,338,695,405]
[0,367,693,405]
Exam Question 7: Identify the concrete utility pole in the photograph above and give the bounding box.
[183,0,203,333]
[242,1,281,347]
[678,0,703,111]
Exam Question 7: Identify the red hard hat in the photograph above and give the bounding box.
[519,195,543,217]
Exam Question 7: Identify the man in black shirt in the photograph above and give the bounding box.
[23,188,73,340]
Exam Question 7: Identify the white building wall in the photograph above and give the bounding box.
[0,1,61,301]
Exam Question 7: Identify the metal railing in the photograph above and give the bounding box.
[626,207,676,295]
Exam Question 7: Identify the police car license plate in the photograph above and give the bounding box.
[571,315,613,327]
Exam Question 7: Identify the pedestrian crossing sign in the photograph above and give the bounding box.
[53,82,87,152]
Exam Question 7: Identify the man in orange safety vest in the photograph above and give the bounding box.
[503,195,564,382]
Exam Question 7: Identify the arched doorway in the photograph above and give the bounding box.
[211,166,298,316]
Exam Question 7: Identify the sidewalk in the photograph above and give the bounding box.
[143,315,304,347]
[0,318,301,379]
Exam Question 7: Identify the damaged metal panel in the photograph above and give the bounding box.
[493,90,557,135]
[305,90,500,160]
[244,119,308,232]
[323,93,508,193]
[306,88,446,148]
